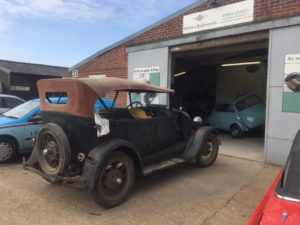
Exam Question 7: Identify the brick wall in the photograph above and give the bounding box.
[128,0,300,45]
[76,44,128,106]
[77,0,300,106]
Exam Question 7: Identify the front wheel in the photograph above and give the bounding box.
[0,137,18,163]
[195,133,219,167]
[230,124,243,138]
[91,151,136,208]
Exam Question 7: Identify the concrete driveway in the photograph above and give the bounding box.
[0,155,279,225]
[219,134,265,162]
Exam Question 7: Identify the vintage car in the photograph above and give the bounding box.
[24,77,220,208]
[0,98,112,163]
[247,130,300,225]
[206,94,265,138]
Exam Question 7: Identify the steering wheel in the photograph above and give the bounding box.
[127,101,143,108]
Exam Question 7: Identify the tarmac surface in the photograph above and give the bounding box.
[0,154,279,225]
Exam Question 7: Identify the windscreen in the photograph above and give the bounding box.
[3,101,40,119]
[130,92,168,107]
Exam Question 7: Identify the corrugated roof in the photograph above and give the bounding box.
[0,60,69,77]
[69,0,206,71]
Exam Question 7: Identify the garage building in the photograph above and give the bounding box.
[0,60,69,100]
[70,0,300,165]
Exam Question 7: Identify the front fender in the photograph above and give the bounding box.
[81,138,142,191]
[181,126,219,160]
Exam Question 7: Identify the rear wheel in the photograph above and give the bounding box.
[36,123,71,176]
[230,124,243,138]
[92,151,135,208]
[0,137,18,163]
[195,133,219,167]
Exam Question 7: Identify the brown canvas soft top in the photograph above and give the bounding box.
[79,77,174,95]
[37,77,174,119]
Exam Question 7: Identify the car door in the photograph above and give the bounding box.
[210,104,236,130]
[235,95,265,129]
[23,111,42,150]
[124,118,156,156]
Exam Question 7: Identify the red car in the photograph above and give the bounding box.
[248,130,300,225]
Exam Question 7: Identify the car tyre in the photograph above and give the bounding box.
[195,133,219,168]
[0,137,18,163]
[92,151,135,208]
[230,124,243,138]
[36,123,71,176]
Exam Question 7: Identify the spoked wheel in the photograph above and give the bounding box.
[195,133,219,168]
[36,123,71,176]
[0,137,18,163]
[92,151,135,208]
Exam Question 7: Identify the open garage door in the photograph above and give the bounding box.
[171,39,268,162]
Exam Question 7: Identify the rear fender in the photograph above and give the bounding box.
[81,138,142,191]
[181,126,219,160]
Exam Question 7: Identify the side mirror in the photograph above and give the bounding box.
[29,115,42,122]
[193,116,203,125]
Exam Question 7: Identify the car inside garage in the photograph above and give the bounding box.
[170,40,268,162]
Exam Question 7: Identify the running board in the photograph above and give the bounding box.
[143,158,186,175]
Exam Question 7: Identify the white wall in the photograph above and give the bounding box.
[216,63,267,103]
[266,25,300,165]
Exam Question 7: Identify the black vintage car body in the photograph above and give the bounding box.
[24,77,220,208]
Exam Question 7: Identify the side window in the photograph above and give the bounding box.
[0,97,3,108]
[4,97,23,108]
[45,92,68,104]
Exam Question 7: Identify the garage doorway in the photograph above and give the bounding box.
[170,40,268,162]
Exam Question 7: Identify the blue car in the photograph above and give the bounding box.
[0,98,113,162]
[206,95,265,138]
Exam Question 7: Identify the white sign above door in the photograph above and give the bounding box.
[183,0,254,34]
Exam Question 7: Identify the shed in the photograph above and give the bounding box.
[0,60,69,100]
